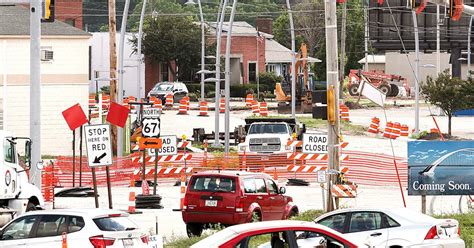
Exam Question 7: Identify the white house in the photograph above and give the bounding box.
[0,5,91,155]
[90,32,145,98]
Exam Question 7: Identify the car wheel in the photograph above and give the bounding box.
[251,211,261,223]
[378,84,391,95]
[288,209,298,219]
[186,223,203,237]
[26,201,36,212]
[348,84,359,96]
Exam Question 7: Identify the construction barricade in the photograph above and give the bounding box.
[41,163,55,203]
[339,104,350,122]
[165,93,174,108]
[391,122,401,139]
[331,184,357,198]
[259,102,269,117]
[177,99,188,115]
[400,124,409,137]
[199,101,209,116]
[383,121,393,139]
[368,117,380,134]
[183,96,190,111]
[220,98,226,113]
[245,94,254,107]
[251,100,260,115]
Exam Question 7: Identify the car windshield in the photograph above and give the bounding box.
[189,176,236,193]
[93,216,138,231]
[248,124,288,134]
[153,84,173,91]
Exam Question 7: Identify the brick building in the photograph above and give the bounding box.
[55,0,83,29]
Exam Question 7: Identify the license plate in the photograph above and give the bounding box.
[205,200,217,207]
[122,238,134,248]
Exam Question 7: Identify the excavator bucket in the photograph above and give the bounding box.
[275,83,291,102]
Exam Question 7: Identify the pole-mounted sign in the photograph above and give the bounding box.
[148,135,177,157]
[303,133,328,154]
[85,124,113,167]
[142,107,161,138]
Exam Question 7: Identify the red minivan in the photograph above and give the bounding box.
[182,171,298,237]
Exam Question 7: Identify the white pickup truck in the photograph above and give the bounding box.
[237,118,305,154]
[0,131,44,227]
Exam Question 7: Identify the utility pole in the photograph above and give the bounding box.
[412,10,420,136]
[286,0,296,118]
[339,1,347,98]
[109,0,118,153]
[325,0,340,212]
[137,0,147,100]
[30,0,42,187]
[364,4,369,71]
[224,0,237,155]
[468,15,473,78]
[436,5,441,75]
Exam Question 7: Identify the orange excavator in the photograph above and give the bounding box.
[275,43,313,113]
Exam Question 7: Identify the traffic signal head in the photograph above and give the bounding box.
[42,0,55,22]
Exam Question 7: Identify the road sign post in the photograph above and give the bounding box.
[148,135,177,194]
[85,124,113,208]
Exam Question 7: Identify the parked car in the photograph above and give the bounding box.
[314,208,464,248]
[0,208,159,248]
[182,171,298,237]
[147,82,188,103]
[191,220,361,248]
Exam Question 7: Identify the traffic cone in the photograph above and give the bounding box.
[62,232,67,248]
[259,102,268,117]
[199,101,209,116]
[368,117,380,134]
[220,98,226,113]
[273,168,278,181]
[165,93,173,108]
[177,99,188,115]
[252,100,260,115]
[245,94,254,107]
[383,122,393,139]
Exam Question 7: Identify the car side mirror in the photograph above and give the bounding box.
[279,187,286,194]
[25,140,32,168]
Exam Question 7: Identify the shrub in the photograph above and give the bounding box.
[185,83,215,95]
[258,72,284,92]
[188,93,199,101]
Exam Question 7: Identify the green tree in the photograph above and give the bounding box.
[421,70,470,136]
[133,15,202,82]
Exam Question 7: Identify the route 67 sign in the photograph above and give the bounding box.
[141,107,161,138]
[141,117,160,138]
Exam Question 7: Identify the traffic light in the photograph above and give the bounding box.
[42,0,55,22]
[449,0,464,21]
[327,86,336,125]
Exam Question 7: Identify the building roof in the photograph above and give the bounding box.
[207,21,273,38]
[265,38,321,63]
[0,5,90,36]
[358,55,385,64]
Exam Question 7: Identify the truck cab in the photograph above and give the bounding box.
[0,131,44,227]
[237,118,305,154]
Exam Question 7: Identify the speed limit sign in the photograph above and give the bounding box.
[142,117,160,138]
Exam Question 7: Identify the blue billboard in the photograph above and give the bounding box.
[408,141,474,195]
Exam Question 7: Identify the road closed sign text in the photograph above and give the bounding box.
[149,135,177,157]
[303,133,328,154]
[84,124,113,167]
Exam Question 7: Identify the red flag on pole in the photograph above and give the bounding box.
[106,101,130,128]
[62,103,88,131]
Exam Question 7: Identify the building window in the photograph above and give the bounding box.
[65,19,76,27]
[161,63,169,82]
[266,64,276,72]
[41,47,54,62]
[248,62,256,82]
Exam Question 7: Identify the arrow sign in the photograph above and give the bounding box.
[139,137,163,149]
[93,152,107,164]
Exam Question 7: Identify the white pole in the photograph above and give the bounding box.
[137,0,147,99]
[118,0,130,157]
[412,10,420,135]
[198,0,205,101]
[224,0,237,155]
[256,28,260,97]
[30,0,42,187]
[2,40,7,129]
[468,15,473,78]
[286,0,296,118]
[213,0,228,147]
[364,6,369,71]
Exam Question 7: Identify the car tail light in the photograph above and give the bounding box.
[183,195,188,210]
[235,197,244,212]
[89,235,115,248]
[141,234,149,244]
[424,226,438,240]
[458,227,461,236]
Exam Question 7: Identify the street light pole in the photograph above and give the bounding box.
[213,0,228,147]
[468,15,473,78]
[412,10,420,135]
[286,0,296,118]
[137,0,147,100]
[118,0,130,158]
[224,0,238,155]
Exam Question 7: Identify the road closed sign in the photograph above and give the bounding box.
[303,133,328,154]
[148,135,177,157]
[85,124,113,167]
